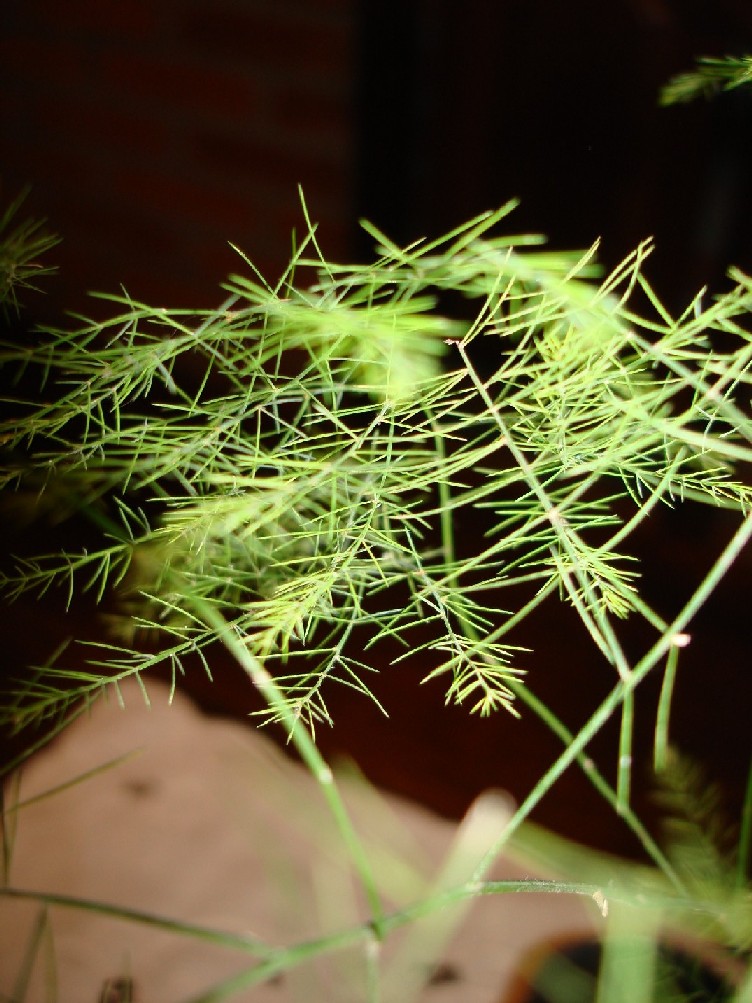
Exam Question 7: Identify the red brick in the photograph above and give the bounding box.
[179,5,352,79]
[17,90,171,161]
[270,84,352,147]
[258,0,353,13]
[100,51,260,121]
[0,35,93,92]
[109,165,257,236]
[0,0,356,315]
[191,129,350,198]
[24,0,163,42]
[0,138,106,204]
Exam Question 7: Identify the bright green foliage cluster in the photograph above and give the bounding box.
[2,196,752,1003]
[2,199,752,740]
[0,190,58,317]
[661,54,752,105]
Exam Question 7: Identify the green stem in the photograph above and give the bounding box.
[617,691,634,812]
[0,886,270,955]
[653,643,680,772]
[181,878,627,1003]
[415,423,681,879]
[458,342,633,680]
[430,411,456,575]
[472,508,752,880]
[184,874,715,1003]
[191,596,385,937]
[4,869,728,1003]
[509,678,681,885]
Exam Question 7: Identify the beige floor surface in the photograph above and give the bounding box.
[0,680,599,1003]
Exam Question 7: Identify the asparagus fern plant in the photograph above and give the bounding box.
[661,54,752,106]
[0,189,58,318]
[3,201,752,735]
[1,182,751,999]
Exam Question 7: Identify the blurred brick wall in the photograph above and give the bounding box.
[0,0,356,315]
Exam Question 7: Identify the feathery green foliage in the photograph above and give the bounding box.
[2,193,752,1000]
[0,189,58,317]
[2,199,752,742]
[661,54,752,105]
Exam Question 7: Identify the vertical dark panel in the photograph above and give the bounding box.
[353,1,421,248]
[354,1,752,297]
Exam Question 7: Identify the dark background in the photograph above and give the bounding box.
[2,0,751,860]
